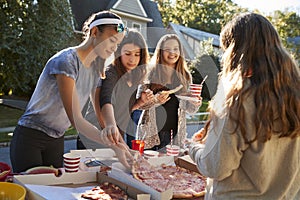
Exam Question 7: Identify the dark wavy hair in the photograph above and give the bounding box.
[206,12,300,143]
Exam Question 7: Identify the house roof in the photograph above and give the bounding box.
[113,0,148,18]
[69,0,164,31]
[69,0,112,31]
[69,0,165,52]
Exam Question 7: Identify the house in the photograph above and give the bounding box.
[168,23,220,97]
[69,0,165,52]
[69,0,219,97]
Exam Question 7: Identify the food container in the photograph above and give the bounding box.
[0,182,26,200]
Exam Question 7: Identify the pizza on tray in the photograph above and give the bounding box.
[81,182,128,200]
[132,156,206,199]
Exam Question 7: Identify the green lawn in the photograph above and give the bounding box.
[0,105,23,127]
[0,105,77,143]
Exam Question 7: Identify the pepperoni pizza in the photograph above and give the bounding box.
[132,156,206,199]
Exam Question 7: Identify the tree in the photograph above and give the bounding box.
[268,10,300,63]
[0,0,78,97]
[155,0,299,64]
[189,38,221,99]
[155,0,246,35]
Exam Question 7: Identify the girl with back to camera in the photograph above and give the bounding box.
[137,34,202,150]
[189,12,300,200]
[10,11,133,173]
[99,29,154,148]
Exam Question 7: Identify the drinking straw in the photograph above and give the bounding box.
[200,75,208,85]
[171,129,173,147]
[141,128,147,141]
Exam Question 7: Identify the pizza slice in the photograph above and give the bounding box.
[81,182,128,200]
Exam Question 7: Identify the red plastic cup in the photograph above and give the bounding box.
[189,84,202,97]
[131,140,145,154]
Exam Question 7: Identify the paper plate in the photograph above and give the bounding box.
[176,95,201,102]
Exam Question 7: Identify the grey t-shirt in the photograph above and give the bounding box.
[18,47,100,138]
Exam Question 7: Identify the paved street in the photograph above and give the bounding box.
[0,123,204,168]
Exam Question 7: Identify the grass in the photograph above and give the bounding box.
[0,105,23,128]
[0,105,77,143]
[186,100,209,123]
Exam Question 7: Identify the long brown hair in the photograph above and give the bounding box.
[113,29,149,84]
[207,12,300,143]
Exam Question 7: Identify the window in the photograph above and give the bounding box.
[132,23,141,32]
[123,20,127,27]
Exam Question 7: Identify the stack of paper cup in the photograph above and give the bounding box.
[166,145,180,156]
[189,84,203,97]
[143,150,159,159]
[63,152,81,173]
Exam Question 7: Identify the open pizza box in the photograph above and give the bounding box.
[13,171,151,200]
[109,156,176,200]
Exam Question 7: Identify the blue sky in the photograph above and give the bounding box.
[233,0,300,14]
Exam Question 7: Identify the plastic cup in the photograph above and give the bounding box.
[143,150,159,159]
[166,145,180,156]
[189,84,202,97]
[131,140,145,154]
[63,152,80,173]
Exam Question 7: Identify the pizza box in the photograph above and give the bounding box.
[70,149,119,172]
[13,171,150,200]
[175,155,201,174]
[109,157,176,200]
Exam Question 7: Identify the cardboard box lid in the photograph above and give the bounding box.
[175,155,201,174]
[14,171,96,185]
[13,171,150,200]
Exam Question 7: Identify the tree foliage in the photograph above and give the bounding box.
[188,38,221,99]
[155,0,247,35]
[268,11,300,62]
[155,0,299,64]
[0,0,78,96]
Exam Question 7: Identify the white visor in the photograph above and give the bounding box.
[89,18,123,29]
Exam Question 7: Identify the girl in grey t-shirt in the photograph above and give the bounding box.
[10,10,132,173]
